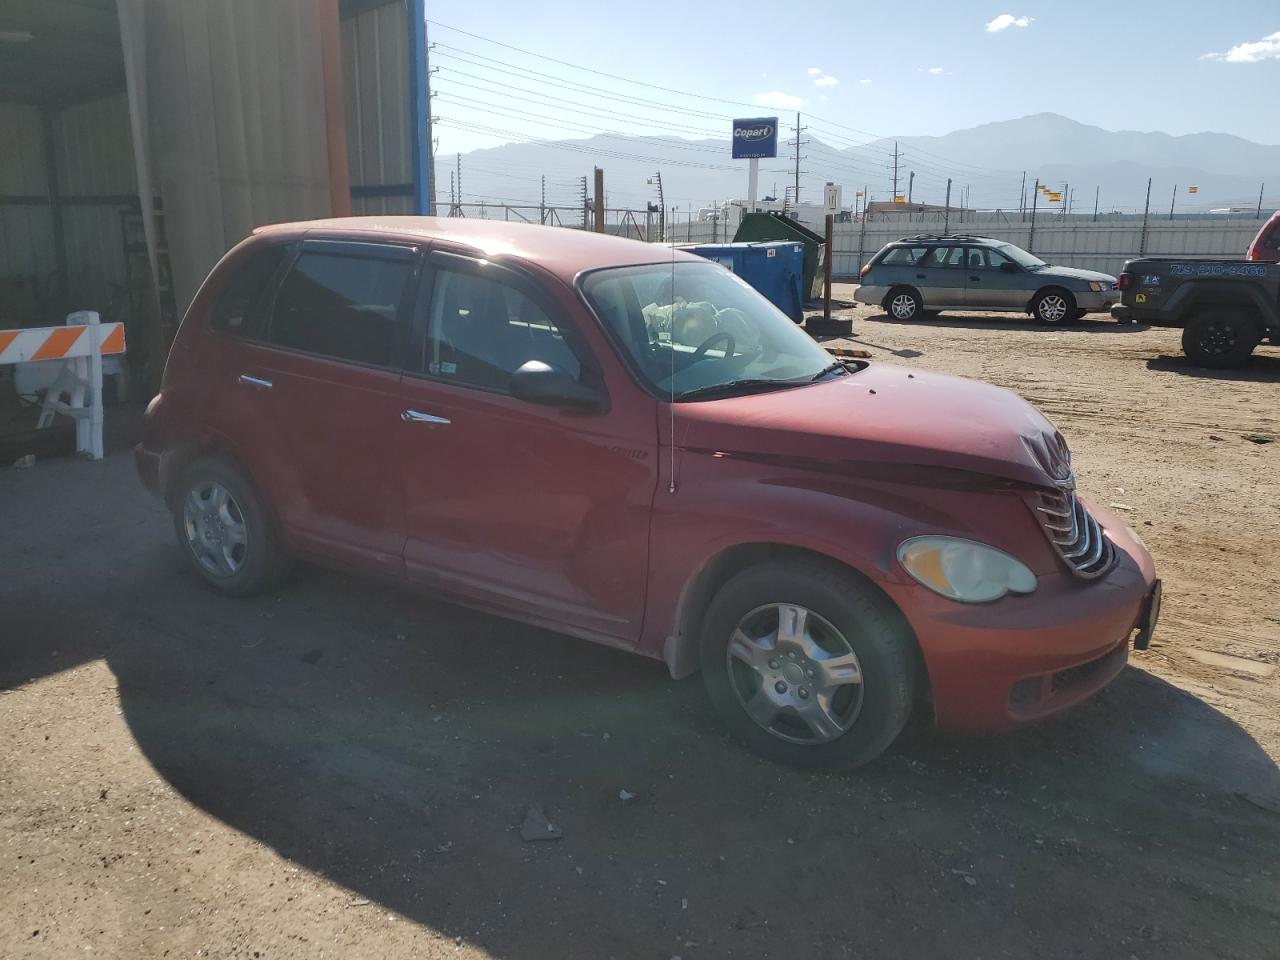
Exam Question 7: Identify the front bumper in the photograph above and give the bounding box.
[135,442,163,498]
[853,284,888,307]
[899,503,1158,734]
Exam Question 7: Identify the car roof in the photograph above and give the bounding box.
[251,216,705,278]
[892,235,1001,245]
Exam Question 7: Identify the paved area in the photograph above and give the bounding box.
[2,299,1278,959]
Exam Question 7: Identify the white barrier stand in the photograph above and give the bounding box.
[0,311,126,461]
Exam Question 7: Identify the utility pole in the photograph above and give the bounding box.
[593,167,605,233]
[891,141,900,199]
[908,170,915,204]
[1169,184,1178,220]
[652,170,665,242]
[455,153,461,211]
[424,21,437,214]
[1019,171,1026,220]
[1093,185,1099,221]
[1259,182,1267,220]
[789,112,808,206]
[540,175,546,225]
[1061,181,1069,219]
[579,175,589,230]
[448,170,455,214]
[1139,177,1152,255]
[944,178,952,234]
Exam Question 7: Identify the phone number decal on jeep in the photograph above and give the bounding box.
[1168,263,1268,278]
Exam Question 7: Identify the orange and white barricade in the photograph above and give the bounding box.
[0,311,126,460]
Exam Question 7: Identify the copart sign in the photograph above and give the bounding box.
[732,117,778,160]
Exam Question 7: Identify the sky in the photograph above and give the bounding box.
[426,0,1280,157]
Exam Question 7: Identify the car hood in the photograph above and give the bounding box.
[674,364,1068,488]
[1036,264,1116,284]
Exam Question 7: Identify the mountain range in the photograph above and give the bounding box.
[434,113,1279,217]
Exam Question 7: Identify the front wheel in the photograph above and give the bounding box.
[700,558,918,772]
[1032,288,1076,324]
[1181,308,1259,368]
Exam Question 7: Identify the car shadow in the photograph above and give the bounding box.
[5,453,1280,958]
[871,311,1151,334]
[1147,352,1280,383]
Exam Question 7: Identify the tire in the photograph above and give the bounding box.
[885,287,923,321]
[1181,308,1259,369]
[1032,288,1076,324]
[170,456,292,596]
[700,558,918,772]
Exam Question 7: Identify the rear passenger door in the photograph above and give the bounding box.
[229,239,418,578]
[920,246,967,307]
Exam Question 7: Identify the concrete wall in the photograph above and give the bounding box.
[831,217,1265,279]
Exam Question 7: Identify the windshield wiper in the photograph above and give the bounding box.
[808,361,849,382]
[674,379,800,401]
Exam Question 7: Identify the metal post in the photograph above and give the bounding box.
[1139,177,1152,255]
[540,175,546,225]
[908,170,914,204]
[1169,184,1177,221]
[1093,185,1099,222]
[407,0,431,215]
[943,178,952,234]
[748,157,759,214]
[1259,183,1266,220]
[1028,178,1039,253]
[1020,171,1026,220]
[823,213,834,322]
[593,168,605,233]
[856,203,868,273]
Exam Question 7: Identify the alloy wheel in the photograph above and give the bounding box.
[1038,294,1068,322]
[725,603,865,744]
[890,294,917,320]
[1196,319,1237,357]
[182,480,249,578]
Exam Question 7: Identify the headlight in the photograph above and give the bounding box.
[897,536,1037,603]
[1089,281,1107,292]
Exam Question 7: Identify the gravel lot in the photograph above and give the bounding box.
[3,291,1279,959]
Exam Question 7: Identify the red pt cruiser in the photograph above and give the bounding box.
[137,218,1161,770]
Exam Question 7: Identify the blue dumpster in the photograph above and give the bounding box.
[681,241,806,323]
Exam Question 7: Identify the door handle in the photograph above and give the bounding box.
[915,273,926,279]
[969,275,981,282]
[401,409,450,425]
[238,374,273,390]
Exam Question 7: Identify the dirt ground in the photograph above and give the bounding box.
[3,290,1279,959]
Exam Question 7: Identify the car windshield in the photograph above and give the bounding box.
[580,261,842,400]
[996,242,1047,270]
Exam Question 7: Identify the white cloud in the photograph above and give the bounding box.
[814,74,839,87]
[859,78,872,85]
[1202,30,1280,63]
[754,90,804,109]
[927,66,945,75]
[807,66,823,76]
[985,13,1033,32]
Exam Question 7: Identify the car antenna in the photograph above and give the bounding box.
[668,235,678,494]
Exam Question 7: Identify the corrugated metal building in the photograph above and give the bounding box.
[0,0,429,389]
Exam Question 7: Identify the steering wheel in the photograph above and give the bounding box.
[691,331,735,361]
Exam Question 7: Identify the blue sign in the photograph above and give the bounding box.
[732,117,778,160]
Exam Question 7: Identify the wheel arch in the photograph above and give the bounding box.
[882,284,923,313]
[1176,284,1274,337]
[1025,284,1074,313]
[663,542,929,698]
[159,435,286,542]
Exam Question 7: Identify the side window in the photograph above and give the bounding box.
[423,269,581,392]
[983,249,1012,270]
[880,246,928,265]
[269,251,411,366]
[927,247,966,268]
[211,244,288,337]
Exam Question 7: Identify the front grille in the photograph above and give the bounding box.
[1036,488,1114,579]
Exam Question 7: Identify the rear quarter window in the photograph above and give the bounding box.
[211,244,289,337]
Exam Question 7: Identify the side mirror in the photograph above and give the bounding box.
[1000,261,1020,274]
[510,360,605,412]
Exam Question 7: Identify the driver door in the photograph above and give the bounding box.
[395,250,659,642]
[967,247,1025,309]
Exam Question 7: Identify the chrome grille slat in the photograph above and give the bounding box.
[1033,487,1114,579]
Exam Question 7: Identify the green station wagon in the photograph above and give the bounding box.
[855,235,1118,324]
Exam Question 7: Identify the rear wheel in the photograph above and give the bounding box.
[885,287,923,321]
[171,457,292,596]
[1032,288,1076,324]
[1182,308,1259,368]
[700,558,917,772]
